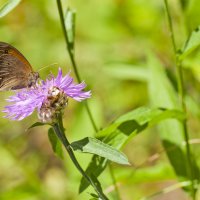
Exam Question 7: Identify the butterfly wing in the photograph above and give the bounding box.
[0,42,33,91]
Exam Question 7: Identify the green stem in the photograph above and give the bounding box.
[52,118,109,200]
[108,164,121,200]
[56,0,98,132]
[164,0,177,53]
[163,0,195,198]
[56,1,119,198]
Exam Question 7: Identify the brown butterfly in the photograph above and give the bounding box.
[0,42,39,91]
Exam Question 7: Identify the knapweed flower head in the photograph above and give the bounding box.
[3,68,91,123]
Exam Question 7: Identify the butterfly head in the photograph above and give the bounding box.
[28,71,40,88]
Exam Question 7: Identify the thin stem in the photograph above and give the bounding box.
[108,164,121,200]
[164,0,183,106]
[56,0,98,132]
[164,0,177,53]
[56,1,119,198]
[56,0,80,82]
[163,0,195,198]
[52,120,109,200]
[175,59,185,110]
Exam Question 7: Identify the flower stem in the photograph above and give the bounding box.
[56,0,98,132]
[56,1,119,198]
[163,0,195,198]
[52,116,109,200]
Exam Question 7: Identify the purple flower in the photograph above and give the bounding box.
[3,68,91,122]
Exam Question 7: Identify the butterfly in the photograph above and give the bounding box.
[0,42,39,91]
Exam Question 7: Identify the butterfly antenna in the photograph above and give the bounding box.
[38,63,58,72]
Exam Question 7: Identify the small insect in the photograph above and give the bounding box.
[0,42,39,91]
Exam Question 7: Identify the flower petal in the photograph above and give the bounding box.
[3,89,45,120]
[3,68,91,121]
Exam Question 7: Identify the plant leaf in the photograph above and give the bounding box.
[27,122,46,130]
[97,107,185,146]
[89,175,109,200]
[180,26,200,60]
[71,137,130,165]
[0,0,21,18]
[79,107,185,193]
[48,128,63,159]
[65,8,76,51]
[79,156,107,193]
[148,53,200,193]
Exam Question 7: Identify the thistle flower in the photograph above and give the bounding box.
[3,68,91,123]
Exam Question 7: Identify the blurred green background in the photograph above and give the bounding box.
[1,0,200,199]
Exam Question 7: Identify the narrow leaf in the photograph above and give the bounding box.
[79,107,185,192]
[148,53,200,191]
[71,137,130,165]
[0,0,21,18]
[97,107,185,145]
[79,156,107,193]
[89,175,108,200]
[65,8,76,51]
[48,128,63,159]
[27,122,46,130]
[180,26,200,60]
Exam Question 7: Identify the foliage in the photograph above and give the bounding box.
[1,0,200,199]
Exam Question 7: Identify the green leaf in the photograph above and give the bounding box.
[89,175,108,200]
[27,122,46,130]
[180,26,200,60]
[48,128,63,159]
[148,53,200,191]
[79,107,185,193]
[79,156,107,193]
[97,107,185,146]
[71,137,130,165]
[89,193,99,200]
[65,8,76,51]
[0,0,21,18]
